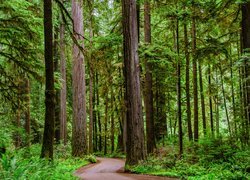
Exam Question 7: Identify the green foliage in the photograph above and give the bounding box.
[85,154,97,163]
[0,144,90,180]
[128,140,250,179]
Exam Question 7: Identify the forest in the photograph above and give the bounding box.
[0,0,250,179]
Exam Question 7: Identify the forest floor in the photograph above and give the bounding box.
[75,157,175,180]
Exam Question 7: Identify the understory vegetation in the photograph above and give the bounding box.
[0,144,91,180]
[129,138,250,179]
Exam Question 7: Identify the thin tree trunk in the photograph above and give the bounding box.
[176,17,183,156]
[54,28,60,143]
[122,0,145,165]
[96,73,102,152]
[215,70,220,137]
[59,21,67,145]
[72,0,87,156]
[184,20,193,141]
[24,78,31,147]
[41,0,55,159]
[104,90,108,155]
[208,65,214,137]
[198,62,206,136]
[215,97,220,137]
[241,2,250,144]
[192,8,199,141]
[230,46,237,138]
[111,86,115,153]
[88,0,94,154]
[144,0,155,154]
[15,93,21,148]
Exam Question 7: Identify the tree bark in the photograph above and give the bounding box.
[198,62,206,136]
[104,90,108,155]
[176,17,183,156]
[122,0,145,165]
[241,2,250,144]
[184,20,193,141]
[59,21,67,145]
[72,0,87,156]
[111,86,115,153]
[144,0,155,154]
[88,0,94,154]
[192,8,199,141]
[41,0,55,159]
[96,73,102,152]
[208,65,214,137]
[54,28,60,144]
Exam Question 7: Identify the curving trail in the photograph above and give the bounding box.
[75,157,176,180]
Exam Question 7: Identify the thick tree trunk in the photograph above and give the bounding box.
[122,0,145,165]
[198,62,206,136]
[41,0,55,159]
[144,0,155,154]
[71,0,87,156]
[59,21,67,145]
[184,21,193,141]
[192,10,199,141]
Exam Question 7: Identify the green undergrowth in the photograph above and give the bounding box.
[0,144,92,180]
[128,138,250,179]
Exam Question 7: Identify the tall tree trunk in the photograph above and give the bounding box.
[184,20,193,141]
[215,70,220,137]
[59,21,67,145]
[230,46,237,138]
[111,86,115,153]
[208,65,214,137]
[96,73,102,152]
[241,2,250,144]
[93,75,97,152]
[104,90,108,155]
[41,0,55,159]
[72,0,87,156]
[122,0,145,165]
[144,0,155,154]
[88,1,94,154]
[54,28,60,143]
[176,17,183,156]
[191,8,199,141]
[198,62,206,136]
[24,78,31,147]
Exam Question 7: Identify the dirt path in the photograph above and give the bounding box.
[75,157,176,180]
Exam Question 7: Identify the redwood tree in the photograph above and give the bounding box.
[41,0,55,159]
[122,0,145,165]
[144,0,155,154]
[71,0,87,156]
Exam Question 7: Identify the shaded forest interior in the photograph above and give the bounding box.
[0,0,250,179]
